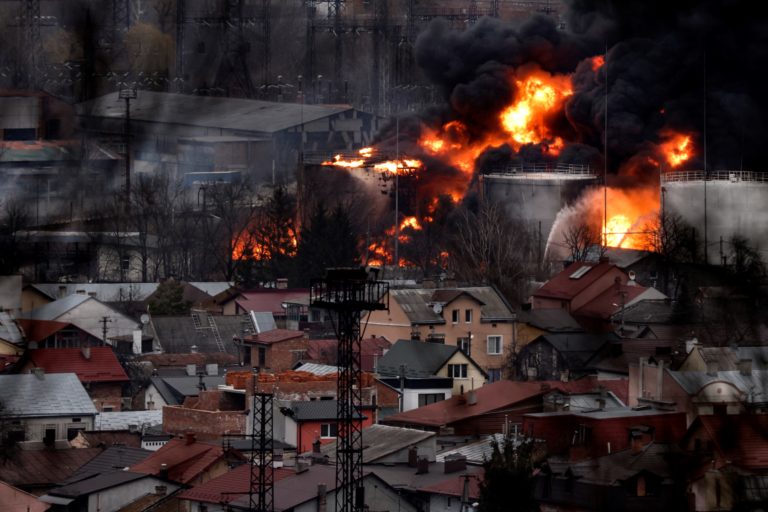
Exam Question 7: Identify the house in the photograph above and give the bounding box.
[17,319,104,349]
[531,259,628,312]
[25,282,160,313]
[382,377,629,435]
[515,308,584,348]
[533,443,686,511]
[242,329,309,371]
[584,338,687,379]
[678,344,768,372]
[145,373,226,410]
[0,480,50,512]
[148,314,246,356]
[18,295,140,350]
[377,376,454,415]
[0,447,104,495]
[609,299,695,341]
[129,435,245,486]
[56,445,153,485]
[376,339,487,394]
[0,372,97,449]
[317,424,437,464]
[22,347,129,412]
[277,400,376,453]
[418,469,482,512]
[226,464,417,512]
[162,387,248,440]
[305,335,391,372]
[177,463,295,511]
[366,286,517,379]
[522,408,688,461]
[629,359,768,424]
[516,333,615,381]
[94,410,164,433]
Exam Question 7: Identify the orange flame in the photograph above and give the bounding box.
[591,55,605,72]
[599,188,660,249]
[499,68,573,153]
[660,132,692,168]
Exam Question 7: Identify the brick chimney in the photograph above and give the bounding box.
[316,484,327,512]
[415,456,429,474]
[444,454,467,473]
[408,446,418,467]
[185,432,196,445]
[738,359,753,376]
[276,278,289,289]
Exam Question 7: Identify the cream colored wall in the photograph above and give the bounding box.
[0,338,22,355]
[365,293,412,342]
[437,351,487,394]
[21,288,52,313]
[678,346,707,372]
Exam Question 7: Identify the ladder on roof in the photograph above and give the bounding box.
[191,310,204,330]
[207,313,226,353]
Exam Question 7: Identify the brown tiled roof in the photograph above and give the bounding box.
[0,448,103,489]
[0,480,50,511]
[419,471,483,499]
[28,348,129,383]
[244,329,304,345]
[534,261,620,301]
[16,319,75,343]
[234,289,309,316]
[129,438,231,485]
[692,414,768,470]
[573,284,649,320]
[305,337,390,372]
[178,464,293,504]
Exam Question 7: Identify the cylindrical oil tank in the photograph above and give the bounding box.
[661,170,768,259]
[480,164,599,240]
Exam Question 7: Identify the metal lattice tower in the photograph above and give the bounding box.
[174,0,185,92]
[328,0,344,102]
[217,0,256,97]
[491,0,500,17]
[113,0,130,43]
[21,0,40,88]
[304,0,318,90]
[310,268,388,512]
[468,0,479,25]
[371,0,389,115]
[249,389,274,512]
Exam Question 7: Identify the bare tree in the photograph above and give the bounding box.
[448,201,533,304]
[562,221,601,262]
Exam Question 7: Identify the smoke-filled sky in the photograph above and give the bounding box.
[410,0,768,176]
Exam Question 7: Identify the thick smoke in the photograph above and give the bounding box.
[404,0,768,174]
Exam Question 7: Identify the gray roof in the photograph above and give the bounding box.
[250,311,277,333]
[525,408,683,420]
[77,91,354,134]
[619,300,678,324]
[436,434,505,464]
[697,346,768,371]
[585,247,654,269]
[319,424,436,463]
[0,373,97,418]
[94,410,164,431]
[62,446,153,485]
[49,471,150,498]
[31,283,160,302]
[667,370,768,400]
[150,315,242,354]
[529,334,613,368]
[376,339,459,378]
[187,282,235,298]
[20,293,92,321]
[518,309,584,333]
[149,376,226,406]
[289,400,346,421]
[293,362,339,376]
[549,443,678,485]
[390,286,515,325]
[364,462,484,494]
[0,312,22,344]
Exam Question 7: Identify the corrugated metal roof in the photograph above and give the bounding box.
[376,339,459,378]
[667,369,768,398]
[294,362,339,376]
[0,373,97,418]
[32,283,160,302]
[20,294,92,321]
[77,92,354,134]
[319,424,435,463]
[0,312,23,344]
[187,282,235,297]
[94,410,163,431]
[436,434,504,464]
[390,286,514,325]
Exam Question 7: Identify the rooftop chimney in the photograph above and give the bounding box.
[595,398,605,410]
[466,390,477,406]
[81,346,91,360]
[185,432,196,445]
[190,345,198,354]
[159,463,168,479]
[276,278,288,290]
[408,446,418,467]
[444,454,467,474]
[186,364,197,376]
[31,367,45,380]
[155,485,167,496]
[415,456,429,475]
[316,484,327,512]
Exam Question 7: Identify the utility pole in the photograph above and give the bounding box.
[119,88,137,214]
[100,316,112,345]
[310,268,388,512]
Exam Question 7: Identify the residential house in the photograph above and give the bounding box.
[17,319,104,349]
[225,464,418,512]
[317,424,437,464]
[276,400,375,453]
[242,329,309,371]
[382,378,628,436]
[23,347,129,411]
[377,376,454,414]
[148,313,246,356]
[0,372,97,448]
[0,480,50,511]
[515,308,584,347]
[678,344,768,372]
[0,448,104,495]
[522,408,687,461]
[584,338,688,380]
[129,435,245,487]
[629,358,768,424]
[516,333,616,381]
[305,335,391,372]
[177,464,294,511]
[609,298,695,341]
[533,443,686,511]
[221,287,308,319]
[145,373,225,410]
[679,414,768,511]
[18,295,140,349]
[366,286,517,379]
[162,387,248,440]
[377,339,486,394]
[418,469,482,512]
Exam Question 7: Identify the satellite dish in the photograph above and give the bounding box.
[140,314,150,325]
[432,304,443,314]
[628,270,636,281]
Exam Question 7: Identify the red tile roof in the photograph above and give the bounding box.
[0,448,103,489]
[306,336,390,372]
[693,414,768,470]
[178,464,294,504]
[235,289,309,316]
[533,261,623,301]
[573,283,649,320]
[383,377,628,428]
[0,480,50,511]
[419,471,484,500]
[245,329,305,345]
[28,348,129,383]
[129,437,232,484]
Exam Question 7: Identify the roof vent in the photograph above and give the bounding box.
[569,266,591,279]
[466,390,477,406]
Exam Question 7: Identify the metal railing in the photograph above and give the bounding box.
[661,170,768,183]
[487,162,594,176]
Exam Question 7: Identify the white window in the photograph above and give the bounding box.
[447,364,468,379]
[487,335,502,355]
[320,423,337,438]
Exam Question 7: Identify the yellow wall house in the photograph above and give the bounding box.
[367,286,517,381]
